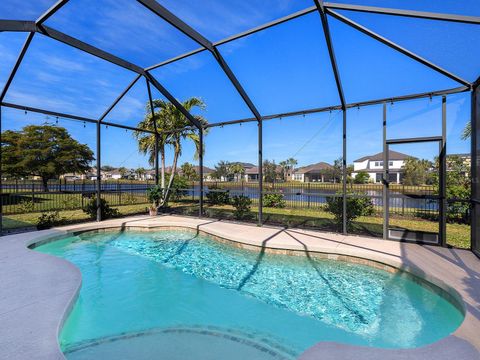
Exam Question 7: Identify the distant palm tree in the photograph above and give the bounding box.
[134,97,207,206]
[230,163,245,182]
[135,167,146,181]
[287,158,297,180]
[279,160,288,181]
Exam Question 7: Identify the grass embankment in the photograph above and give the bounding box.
[3,204,149,231]
[2,192,147,214]
[3,200,470,250]
[169,201,470,250]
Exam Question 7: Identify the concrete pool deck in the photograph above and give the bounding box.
[0,214,479,360]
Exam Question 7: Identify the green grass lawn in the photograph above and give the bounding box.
[2,192,147,214]
[2,203,149,231]
[2,199,470,250]
[169,201,471,250]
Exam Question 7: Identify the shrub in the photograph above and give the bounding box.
[61,194,81,210]
[169,176,189,203]
[146,185,162,208]
[354,171,370,184]
[18,199,34,213]
[122,193,138,205]
[231,195,252,220]
[263,192,286,208]
[325,192,374,230]
[37,211,64,230]
[83,197,119,220]
[206,185,230,205]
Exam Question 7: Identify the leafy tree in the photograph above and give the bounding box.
[2,125,94,191]
[263,159,279,183]
[402,157,433,186]
[212,160,231,180]
[181,162,198,181]
[431,155,471,223]
[323,157,343,183]
[118,167,129,178]
[134,97,207,207]
[354,170,370,184]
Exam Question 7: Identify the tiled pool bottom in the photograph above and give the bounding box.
[36,229,464,358]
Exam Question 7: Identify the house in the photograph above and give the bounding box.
[291,162,333,183]
[352,150,411,184]
[194,166,214,181]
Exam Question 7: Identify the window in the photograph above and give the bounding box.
[389,161,394,167]
[374,161,383,167]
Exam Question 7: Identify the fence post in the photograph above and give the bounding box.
[81,180,85,209]
[118,180,121,206]
[307,182,311,209]
[31,182,35,209]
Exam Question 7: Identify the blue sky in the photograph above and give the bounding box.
[0,0,477,169]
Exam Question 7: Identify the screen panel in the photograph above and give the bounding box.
[4,34,136,119]
[218,13,341,115]
[336,10,480,82]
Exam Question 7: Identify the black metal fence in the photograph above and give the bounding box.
[0,180,470,224]
[1,180,152,215]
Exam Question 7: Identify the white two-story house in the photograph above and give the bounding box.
[352,150,411,184]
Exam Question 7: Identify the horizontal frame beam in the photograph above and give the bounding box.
[206,85,468,128]
[0,102,157,134]
[0,20,36,32]
[386,136,442,144]
[324,2,480,25]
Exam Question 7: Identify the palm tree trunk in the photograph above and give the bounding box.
[160,146,165,189]
[160,145,179,207]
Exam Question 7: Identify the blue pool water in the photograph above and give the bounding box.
[36,229,464,358]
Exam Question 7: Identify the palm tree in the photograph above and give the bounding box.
[134,97,207,206]
[135,167,146,181]
[279,160,288,181]
[462,121,471,140]
[287,158,297,180]
[230,163,245,182]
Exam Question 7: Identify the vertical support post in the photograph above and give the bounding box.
[154,134,159,186]
[96,121,101,222]
[258,119,263,226]
[382,102,388,239]
[471,85,480,257]
[0,105,2,236]
[440,96,447,247]
[342,110,347,235]
[199,127,204,217]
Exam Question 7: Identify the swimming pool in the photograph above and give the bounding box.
[36,228,464,359]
